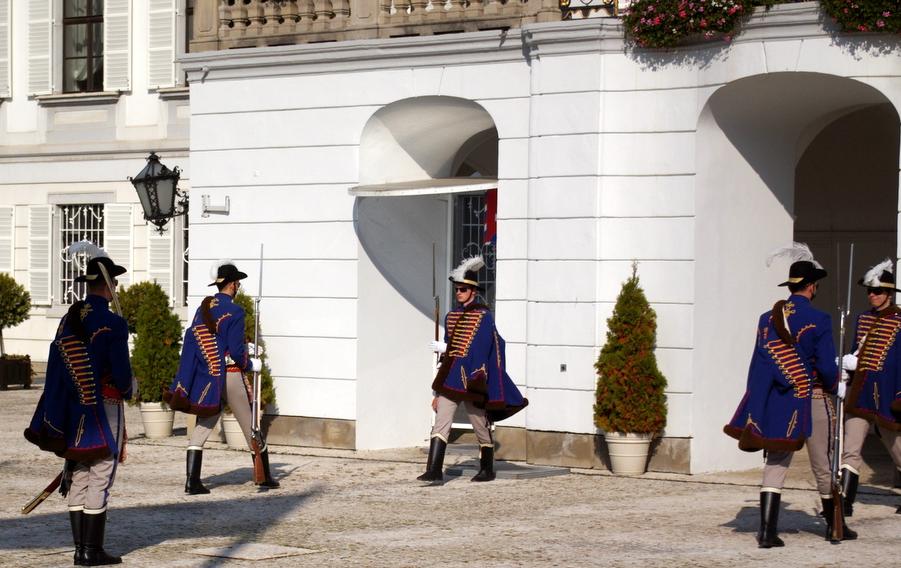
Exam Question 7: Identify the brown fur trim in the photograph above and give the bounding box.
[23,428,67,454]
[722,424,805,453]
[892,398,901,413]
[163,389,191,412]
[772,300,795,346]
[874,413,901,432]
[487,399,529,422]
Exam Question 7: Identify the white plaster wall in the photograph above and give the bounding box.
[180,3,901,470]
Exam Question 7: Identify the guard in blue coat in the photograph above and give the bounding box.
[418,256,528,484]
[724,244,855,547]
[164,260,278,494]
[25,255,132,566]
[838,259,901,516]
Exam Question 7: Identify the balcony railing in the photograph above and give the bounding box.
[191,0,564,51]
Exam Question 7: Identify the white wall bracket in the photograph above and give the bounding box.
[201,195,230,217]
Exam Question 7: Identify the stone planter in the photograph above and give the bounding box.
[0,355,32,390]
[604,432,653,475]
[139,402,175,439]
[221,414,247,449]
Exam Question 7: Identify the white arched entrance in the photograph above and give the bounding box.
[353,96,498,450]
[694,72,900,472]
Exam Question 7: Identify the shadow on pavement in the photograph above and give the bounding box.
[721,503,828,539]
[0,486,321,566]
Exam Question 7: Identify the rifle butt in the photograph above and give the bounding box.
[830,486,844,542]
[251,439,265,485]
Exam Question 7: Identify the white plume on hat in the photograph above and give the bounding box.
[765,241,822,269]
[862,258,894,288]
[450,256,485,282]
[64,240,108,271]
[210,259,235,281]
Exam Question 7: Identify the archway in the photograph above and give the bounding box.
[353,96,499,450]
[694,72,900,472]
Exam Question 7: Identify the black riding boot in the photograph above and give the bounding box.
[185,449,210,495]
[81,511,121,566]
[254,448,280,488]
[840,468,859,517]
[471,445,496,482]
[70,509,85,566]
[416,437,447,484]
[757,492,785,548]
[822,497,858,542]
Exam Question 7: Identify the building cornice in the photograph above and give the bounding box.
[180,3,895,82]
[0,142,189,163]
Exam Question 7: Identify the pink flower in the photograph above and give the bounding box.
[883,11,891,17]
[876,20,885,28]
[858,24,868,31]
[679,10,687,17]
[700,19,708,28]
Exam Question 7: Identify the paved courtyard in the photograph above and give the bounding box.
[1,383,898,567]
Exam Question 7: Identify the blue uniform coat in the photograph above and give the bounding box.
[24,295,133,462]
[846,306,901,431]
[165,293,252,416]
[724,295,839,452]
[431,303,528,422]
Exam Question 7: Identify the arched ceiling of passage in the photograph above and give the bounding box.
[358,96,498,185]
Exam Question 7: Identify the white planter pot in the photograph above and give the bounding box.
[139,402,175,439]
[604,432,653,475]
[221,414,246,449]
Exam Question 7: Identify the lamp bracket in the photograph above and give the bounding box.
[201,195,230,217]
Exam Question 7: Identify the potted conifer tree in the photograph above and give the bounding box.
[120,281,182,438]
[221,291,276,448]
[0,273,33,389]
[594,263,668,475]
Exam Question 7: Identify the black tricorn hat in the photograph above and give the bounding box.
[778,260,828,287]
[208,261,248,287]
[74,256,127,283]
[857,259,899,292]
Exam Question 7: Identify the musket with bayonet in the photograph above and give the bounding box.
[432,242,440,366]
[829,243,854,543]
[250,244,266,484]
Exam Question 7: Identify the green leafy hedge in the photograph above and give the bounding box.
[119,282,182,404]
[594,264,668,434]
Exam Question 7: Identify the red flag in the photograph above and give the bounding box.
[484,189,497,245]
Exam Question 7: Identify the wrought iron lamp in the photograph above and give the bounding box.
[129,152,187,234]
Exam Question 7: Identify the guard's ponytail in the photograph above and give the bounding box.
[66,301,90,343]
[200,296,217,335]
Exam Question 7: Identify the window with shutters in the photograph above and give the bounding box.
[58,203,105,303]
[63,0,104,93]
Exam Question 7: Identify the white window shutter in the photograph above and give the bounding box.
[27,0,52,95]
[148,0,176,89]
[103,204,133,288]
[104,0,131,91]
[0,205,13,273]
[0,0,10,98]
[147,223,174,303]
[28,205,51,305]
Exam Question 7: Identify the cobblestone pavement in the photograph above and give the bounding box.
[1,384,899,567]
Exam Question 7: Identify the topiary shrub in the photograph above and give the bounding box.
[119,281,182,404]
[594,263,668,434]
[0,273,31,357]
[233,291,276,408]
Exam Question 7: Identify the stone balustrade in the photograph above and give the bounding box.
[191,0,563,51]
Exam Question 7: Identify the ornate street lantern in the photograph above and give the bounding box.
[129,152,187,234]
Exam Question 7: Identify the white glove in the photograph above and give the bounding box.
[429,340,447,354]
[247,342,264,357]
[842,353,858,371]
[837,379,847,400]
[249,357,263,373]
